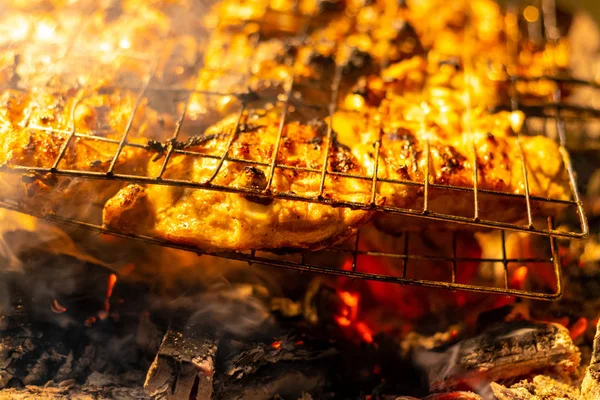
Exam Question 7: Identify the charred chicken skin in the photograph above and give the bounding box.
[103,109,376,252]
[0,85,164,218]
[1,0,575,251]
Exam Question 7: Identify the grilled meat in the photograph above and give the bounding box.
[0,0,577,251]
[330,105,570,232]
[0,86,163,218]
[103,108,376,252]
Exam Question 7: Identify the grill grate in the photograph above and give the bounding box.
[0,199,563,300]
[0,0,591,238]
[0,0,593,299]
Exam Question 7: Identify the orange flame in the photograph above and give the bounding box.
[101,273,118,320]
[51,298,67,313]
[355,321,374,343]
[510,266,528,289]
[339,291,359,308]
[271,341,281,349]
[570,317,588,341]
[334,316,352,327]
[333,289,375,344]
[107,274,117,298]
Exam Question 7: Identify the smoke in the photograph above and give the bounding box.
[188,283,274,338]
[155,281,275,339]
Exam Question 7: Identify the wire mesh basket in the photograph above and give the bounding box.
[0,0,591,238]
[0,199,563,300]
[0,0,594,298]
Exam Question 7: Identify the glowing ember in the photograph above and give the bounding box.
[334,316,352,327]
[119,263,136,276]
[271,341,281,349]
[333,289,375,344]
[510,266,528,289]
[98,310,109,321]
[107,273,117,298]
[355,321,374,343]
[103,273,118,316]
[51,298,67,314]
[569,317,588,341]
[84,316,97,327]
[339,291,359,308]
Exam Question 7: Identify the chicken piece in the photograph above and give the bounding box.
[0,86,162,219]
[103,109,376,252]
[330,105,570,233]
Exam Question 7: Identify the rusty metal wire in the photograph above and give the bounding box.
[0,0,593,299]
[0,199,563,300]
[0,1,591,239]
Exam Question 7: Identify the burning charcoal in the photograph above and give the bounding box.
[580,317,600,399]
[214,336,337,399]
[144,327,219,400]
[490,375,580,400]
[414,321,581,392]
[399,325,463,358]
[0,274,146,391]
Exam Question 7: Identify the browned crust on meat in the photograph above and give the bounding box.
[103,109,379,252]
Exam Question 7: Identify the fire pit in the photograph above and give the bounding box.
[1,0,600,398]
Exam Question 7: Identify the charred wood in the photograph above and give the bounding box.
[213,336,337,400]
[0,250,150,392]
[490,375,580,400]
[580,317,600,400]
[414,321,581,392]
[144,327,218,400]
[220,336,336,380]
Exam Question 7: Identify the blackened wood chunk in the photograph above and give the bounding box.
[222,336,337,380]
[144,327,218,400]
[581,317,600,400]
[213,336,337,400]
[490,375,580,400]
[414,321,581,392]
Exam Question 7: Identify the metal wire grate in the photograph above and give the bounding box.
[0,0,591,239]
[0,199,563,300]
[0,0,592,299]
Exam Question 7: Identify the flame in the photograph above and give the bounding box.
[333,289,375,344]
[569,317,588,341]
[101,273,118,319]
[51,298,67,313]
[509,266,528,289]
[107,273,118,298]
[334,315,352,327]
[355,321,374,343]
[271,341,281,349]
[339,291,359,309]
[119,37,131,50]
[35,21,56,41]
